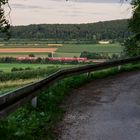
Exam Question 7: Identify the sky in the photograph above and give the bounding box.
[8,0,132,25]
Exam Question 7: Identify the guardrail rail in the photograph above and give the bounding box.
[0,56,140,119]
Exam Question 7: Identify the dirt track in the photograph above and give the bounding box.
[58,71,140,140]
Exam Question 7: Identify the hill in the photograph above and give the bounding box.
[7,19,131,42]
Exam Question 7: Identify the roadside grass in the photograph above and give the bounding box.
[0,63,140,140]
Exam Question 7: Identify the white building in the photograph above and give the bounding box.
[98,41,110,44]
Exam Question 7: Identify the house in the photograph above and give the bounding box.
[98,41,110,44]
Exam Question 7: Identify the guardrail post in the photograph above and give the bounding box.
[31,96,37,108]
[118,65,121,71]
[87,72,91,78]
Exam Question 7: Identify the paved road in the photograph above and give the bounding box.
[58,71,140,140]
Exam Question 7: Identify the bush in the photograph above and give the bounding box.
[24,67,33,70]
[11,67,19,72]
[11,67,24,72]
[124,35,140,57]
[80,51,110,59]
[0,57,17,63]
[29,53,35,57]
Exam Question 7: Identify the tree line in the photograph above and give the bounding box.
[3,19,131,42]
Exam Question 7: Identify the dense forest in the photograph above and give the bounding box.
[3,19,131,42]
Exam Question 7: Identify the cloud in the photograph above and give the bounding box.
[53,0,131,3]
[9,0,132,25]
[11,3,43,9]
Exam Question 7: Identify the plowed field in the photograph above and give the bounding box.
[0,48,57,53]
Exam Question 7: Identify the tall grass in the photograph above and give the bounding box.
[0,78,43,95]
[0,67,59,82]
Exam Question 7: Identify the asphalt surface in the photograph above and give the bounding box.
[58,71,140,140]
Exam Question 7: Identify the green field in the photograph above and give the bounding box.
[56,43,123,53]
[0,63,78,72]
[0,43,123,58]
[54,52,80,57]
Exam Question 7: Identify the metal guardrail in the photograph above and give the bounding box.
[0,56,140,119]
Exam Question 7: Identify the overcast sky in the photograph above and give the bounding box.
[9,0,132,25]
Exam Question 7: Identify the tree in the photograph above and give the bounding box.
[124,0,140,56]
[48,52,53,57]
[129,0,140,35]
[0,0,10,39]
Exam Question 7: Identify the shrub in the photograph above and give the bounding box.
[29,53,35,57]
[11,67,18,72]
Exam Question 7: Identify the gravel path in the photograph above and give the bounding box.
[58,71,140,140]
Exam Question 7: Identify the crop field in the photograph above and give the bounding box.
[0,48,57,53]
[0,43,123,58]
[0,44,63,48]
[56,43,123,53]
[0,48,57,57]
[54,52,81,57]
[0,52,51,57]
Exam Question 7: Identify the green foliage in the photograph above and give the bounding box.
[11,67,33,72]
[28,53,35,57]
[0,57,16,63]
[48,52,52,58]
[0,0,10,39]
[80,51,110,59]
[6,19,130,42]
[124,0,140,56]
[124,36,140,56]
[129,0,140,35]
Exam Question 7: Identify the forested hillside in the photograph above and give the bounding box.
[2,19,131,41]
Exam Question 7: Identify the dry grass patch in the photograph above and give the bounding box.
[0,78,41,89]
